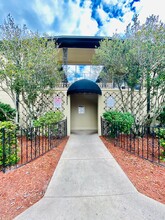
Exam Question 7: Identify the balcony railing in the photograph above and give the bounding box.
[55,82,126,89]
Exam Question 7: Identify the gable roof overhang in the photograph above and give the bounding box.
[50,36,107,65]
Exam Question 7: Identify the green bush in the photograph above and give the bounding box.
[33,111,64,127]
[103,111,134,137]
[155,128,165,160]
[32,111,64,138]
[0,121,19,167]
[157,108,165,126]
[0,102,16,122]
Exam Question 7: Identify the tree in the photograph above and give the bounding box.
[0,14,62,126]
[93,15,165,126]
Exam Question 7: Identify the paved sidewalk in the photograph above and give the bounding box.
[15,132,165,220]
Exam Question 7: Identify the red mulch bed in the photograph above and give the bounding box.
[115,134,165,165]
[100,136,165,204]
[17,136,64,165]
[0,137,68,220]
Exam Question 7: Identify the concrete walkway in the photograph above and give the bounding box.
[15,132,165,220]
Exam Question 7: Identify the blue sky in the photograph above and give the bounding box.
[0,0,164,36]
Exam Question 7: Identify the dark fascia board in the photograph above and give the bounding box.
[49,36,110,48]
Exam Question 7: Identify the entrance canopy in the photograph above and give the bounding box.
[67,79,102,95]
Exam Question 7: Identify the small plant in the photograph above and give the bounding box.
[155,128,165,160]
[0,121,19,168]
[33,111,64,127]
[0,102,16,122]
[103,111,134,137]
[33,111,64,138]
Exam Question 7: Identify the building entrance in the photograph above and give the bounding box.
[70,94,98,133]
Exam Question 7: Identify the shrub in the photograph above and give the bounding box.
[155,128,165,160]
[157,108,165,126]
[0,102,16,121]
[32,111,64,138]
[0,121,19,167]
[33,111,64,127]
[103,111,134,137]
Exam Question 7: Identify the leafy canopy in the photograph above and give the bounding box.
[0,14,62,125]
[94,15,165,126]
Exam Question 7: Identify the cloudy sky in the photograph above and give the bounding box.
[0,0,164,37]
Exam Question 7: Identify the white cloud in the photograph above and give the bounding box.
[33,0,55,25]
[32,0,98,36]
[69,0,98,36]
[102,0,120,4]
[2,0,164,37]
[99,18,127,36]
[74,7,98,35]
[95,0,165,36]
[134,0,165,23]
[97,7,109,22]
[53,0,98,36]
[96,3,134,36]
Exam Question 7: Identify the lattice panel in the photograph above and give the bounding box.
[131,92,147,124]
[104,91,123,111]
[103,90,148,125]
[19,91,66,127]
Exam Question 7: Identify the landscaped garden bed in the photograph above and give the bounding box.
[0,117,67,173]
[17,135,65,165]
[0,137,68,220]
[101,111,165,166]
[1,135,165,220]
[101,136,165,205]
[114,134,165,166]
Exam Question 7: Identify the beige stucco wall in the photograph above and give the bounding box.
[70,94,98,132]
[0,89,15,107]
[0,85,148,136]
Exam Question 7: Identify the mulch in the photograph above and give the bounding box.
[0,135,165,220]
[0,137,68,220]
[100,136,165,205]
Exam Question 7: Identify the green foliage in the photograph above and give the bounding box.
[0,121,19,167]
[32,111,64,138]
[0,14,63,126]
[157,108,165,126]
[93,36,141,88]
[156,128,165,139]
[33,111,64,127]
[155,128,165,160]
[0,102,16,121]
[94,15,165,127]
[103,111,134,136]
